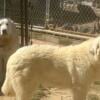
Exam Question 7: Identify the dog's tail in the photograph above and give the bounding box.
[1,77,15,96]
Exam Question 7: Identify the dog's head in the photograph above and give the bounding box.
[90,37,100,61]
[0,18,17,47]
[0,18,16,36]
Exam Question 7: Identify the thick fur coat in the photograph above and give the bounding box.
[2,36,100,100]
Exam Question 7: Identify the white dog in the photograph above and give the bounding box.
[0,18,19,91]
[2,36,100,100]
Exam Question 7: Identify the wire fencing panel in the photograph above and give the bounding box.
[0,0,21,22]
[0,0,100,34]
[28,0,46,26]
[28,0,100,34]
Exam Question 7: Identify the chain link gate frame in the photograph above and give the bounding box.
[20,0,29,46]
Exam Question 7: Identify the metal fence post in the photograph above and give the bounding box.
[24,0,28,45]
[4,0,6,17]
[20,0,24,46]
[45,0,50,28]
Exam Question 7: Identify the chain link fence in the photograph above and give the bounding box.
[28,0,100,34]
[0,0,100,39]
[0,0,21,22]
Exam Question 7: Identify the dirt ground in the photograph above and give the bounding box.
[0,96,15,100]
[0,87,100,100]
[0,89,73,100]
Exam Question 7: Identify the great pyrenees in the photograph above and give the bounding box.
[0,18,19,91]
[2,36,100,100]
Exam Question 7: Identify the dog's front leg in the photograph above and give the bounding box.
[72,83,88,100]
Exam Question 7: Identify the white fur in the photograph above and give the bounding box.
[0,18,19,90]
[2,36,100,100]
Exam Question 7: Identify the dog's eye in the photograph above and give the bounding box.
[6,23,8,26]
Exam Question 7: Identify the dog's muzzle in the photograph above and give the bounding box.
[2,29,7,35]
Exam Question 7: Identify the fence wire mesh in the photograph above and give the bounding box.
[0,0,100,34]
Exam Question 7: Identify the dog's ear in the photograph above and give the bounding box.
[90,37,100,60]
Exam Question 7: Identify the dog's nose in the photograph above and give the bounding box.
[2,29,7,35]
